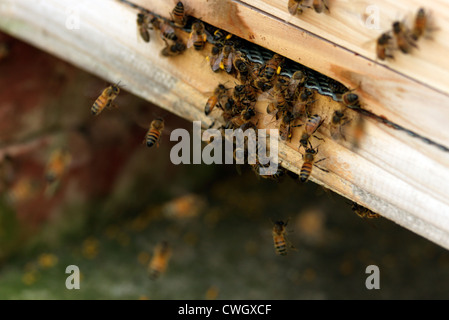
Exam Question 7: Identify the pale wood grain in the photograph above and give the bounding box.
[1,0,449,250]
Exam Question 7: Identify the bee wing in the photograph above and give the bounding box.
[225,51,235,73]
[212,51,224,72]
[187,32,195,49]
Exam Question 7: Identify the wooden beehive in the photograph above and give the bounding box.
[1,0,449,249]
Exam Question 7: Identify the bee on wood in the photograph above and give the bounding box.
[136,11,152,42]
[272,220,289,256]
[217,44,236,74]
[352,202,380,219]
[205,83,229,115]
[255,54,284,92]
[279,111,297,142]
[288,0,310,15]
[91,82,121,116]
[329,109,350,141]
[299,142,328,183]
[148,241,172,280]
[296,114,324,148]
[171,1,187,28]
[376,32,395,61]
[287,70,307,101]
[392,21,417,54]
[341,91,361,110]
[161,39,186,57]
[312,0,329,14]
[412,8,436,41]
[187,21,207,51]
[233,51,253,84]
[145,118,165,148]
[208,43,223,72]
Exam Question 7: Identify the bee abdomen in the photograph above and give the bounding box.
[146,130,161,147]
[300,162,313,182]
[274,239,287,256]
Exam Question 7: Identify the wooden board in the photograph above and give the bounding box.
[1,0,449,250]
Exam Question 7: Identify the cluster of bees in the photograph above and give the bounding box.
[376,8,435,60]
[98,0,383,264]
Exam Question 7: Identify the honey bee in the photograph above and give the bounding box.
[352,202,380,219]
[45,148,72,183]
[91,82,121,116]
[161,39,186,57]
[312,0,329,13]
[0,43,10,61]
[214,44,235,74]
[412,8,435,41]
[299,143,328,183]
[341,91,360,110]
[187,21,207,51]
[329,109,350,141]
[233,51,253,84]
[279,111,297,141]
[205,83,229,115]
[171,1,187,28]
[287,70,307,101]
[145,118,165,148]
[137,11,152,42]
[392,21,417,54]
[297,114,324,148]
[256,54,284,91]
[227,108,256,129]
[212,29,232,43]
[6,178,37,205]
[272,220,289,256]
[233,83,259,108]
[151,18,178,41]
[148,241,172,280]
[208,44,223,72]
[288,0,309,15]
[376,32,395,61]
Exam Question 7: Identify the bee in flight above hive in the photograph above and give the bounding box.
[91,82,121,116]
[145,117,165,148]
[148,241,172,280]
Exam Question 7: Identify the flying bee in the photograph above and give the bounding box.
[329,109,351,141]
[91,82,121,116]
[215,44,235,74]
[145,117,165,148]
[148,241,172,280]
[6,178,37,205]
[137,11,152,42]
[45,148,72,184]
[187,21,207,51]
[352,202,380,219]
[296,114,324,148]
[171,1,187,28]
[272,220,289,256]
[288,0,310,15]
[205,83,229,115]
[312,0,329,13]
[299,142,328,183]
[376,32,395,60]
[392,21,417,54]
[161,39,186,56]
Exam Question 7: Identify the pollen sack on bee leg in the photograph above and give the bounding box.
[169,121,279,175]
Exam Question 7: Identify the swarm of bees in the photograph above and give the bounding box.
[376,7,435,60]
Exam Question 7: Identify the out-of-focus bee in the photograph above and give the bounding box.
[6,178,37,205]
[91,82,121,116]
[214,44,235,74]
[137,11,152,42]
[0,42,10,61]
[288,0,310,15]
[376,32,395,61]
[312,0,329,13]
[151,18,178,41]
[297,114,324,148]
[187,21,207,51]
[352,202,380,219]
[299,143,328,183]
[161,39,186,57]
[205,83,229,115]
[145,117,165,148]
[45,148,72,184]
[329,109,350,141]
[148,241,172,280]
[272,220,289,256]
[171,1,187,28]
[392,21,417,54]
[412,8,435,41]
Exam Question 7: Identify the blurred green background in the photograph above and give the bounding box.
[0,32,449,300]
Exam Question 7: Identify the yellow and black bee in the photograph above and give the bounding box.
[299,143,328,183]
[171,1,187,28]
[145,118,165,148]
[91,83,121,116]
[187,21,207,51]
[272,220,289,256]
[352,202,381,219]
